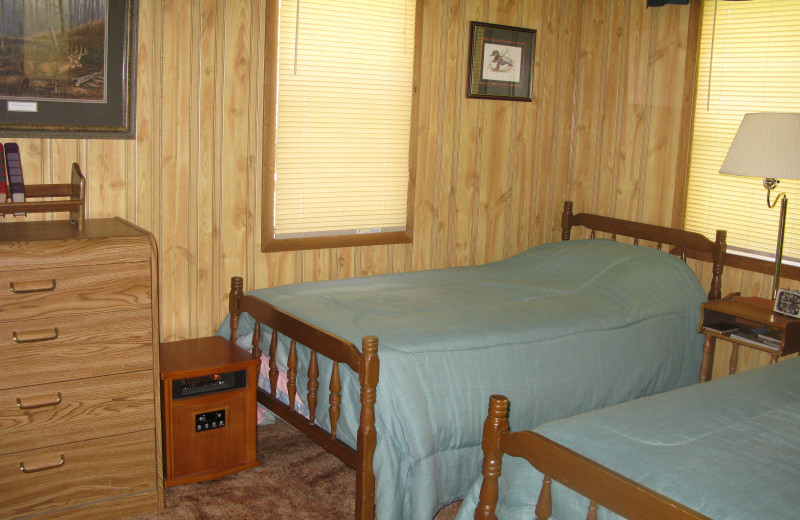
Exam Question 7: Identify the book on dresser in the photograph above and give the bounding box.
[0,143,6,203]
[0,218,164,520]
[3,142,25,214]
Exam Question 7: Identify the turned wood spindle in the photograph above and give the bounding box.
[586,501,598,520]
[535,476,552,520]
[475,395,509,520]
[307,351,319,423]
[252,322,262,359]
[269,329,279,395]
[228,276,244,343]
[329,362,341,438]
[287,339,298,411]
[356,335,379,520]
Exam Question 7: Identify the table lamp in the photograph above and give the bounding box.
[719,112,800,299]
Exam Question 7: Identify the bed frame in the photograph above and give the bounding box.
[474,395,713,520]
[227,201,727,520]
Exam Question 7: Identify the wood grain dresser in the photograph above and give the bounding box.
[0,218,163,520]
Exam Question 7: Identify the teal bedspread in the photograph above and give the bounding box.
[456,356,800,520]
[216,239,707,520]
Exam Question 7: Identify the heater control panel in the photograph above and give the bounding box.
[195,409,226,432]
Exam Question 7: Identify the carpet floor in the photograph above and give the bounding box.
[126,420,461,520]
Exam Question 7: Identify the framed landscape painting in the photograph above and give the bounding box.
[467,21,536,102]
[0,0,138,138]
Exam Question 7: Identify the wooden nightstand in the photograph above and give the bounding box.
[698,293,800,381]
[160,336,260,487]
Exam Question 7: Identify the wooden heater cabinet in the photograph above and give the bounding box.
[160,336,260,487]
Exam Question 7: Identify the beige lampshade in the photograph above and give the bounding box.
[720,113,800,180]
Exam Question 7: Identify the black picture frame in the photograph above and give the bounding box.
[467,21,536,102]
[0,0,138,139]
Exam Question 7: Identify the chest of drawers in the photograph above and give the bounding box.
[0,218,163,520]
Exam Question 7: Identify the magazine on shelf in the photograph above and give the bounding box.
[752,326,782,346]
[703,321,739,334]
[729,327,780,350]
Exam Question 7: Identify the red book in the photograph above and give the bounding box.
[0,143,7,203]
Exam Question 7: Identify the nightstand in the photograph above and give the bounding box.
[698,293,800,381]
[160,336,260,487]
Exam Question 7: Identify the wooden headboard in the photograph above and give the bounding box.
[560,201,726,301]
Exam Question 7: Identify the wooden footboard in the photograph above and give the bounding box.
[560,201,726,301]
[228,276,379,520]
[475,395,712,520]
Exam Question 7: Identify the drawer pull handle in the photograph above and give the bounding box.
[12,328,59,344]
[19,455,65,473]
[16,392,63,410]
[9,279,57,294]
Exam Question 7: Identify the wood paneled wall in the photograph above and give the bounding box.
[8,0,777,374]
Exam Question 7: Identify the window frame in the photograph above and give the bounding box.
[260,0,422,253]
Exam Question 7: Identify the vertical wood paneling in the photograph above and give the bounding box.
[411,0,442,272]
[159,0,193,338]
[506,3,541,257]
[571,0,605,216]
[432,0,460,269]
[452,1,483,268]
[615,3,650,222]
[132,0,157,233]
[641,5,690,227]
[10,0,779,378]
[476,0,514,265]
[530,0,569,246]
[595,2,625,215]
[196,0,220,335]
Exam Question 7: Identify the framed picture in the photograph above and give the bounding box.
[0,0,138,139]
[467,21,536,102]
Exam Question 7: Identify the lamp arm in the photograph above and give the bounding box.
[764,178,786,209]
[763,178,789,298]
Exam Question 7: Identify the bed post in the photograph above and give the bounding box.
[229,276,244,343]
[356,335,379,520]
[475,395,510,520]
[709,230,726,301]
[561,201,574,241]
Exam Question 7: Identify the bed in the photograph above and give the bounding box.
[216,201,726,520]
[461,355,800,520]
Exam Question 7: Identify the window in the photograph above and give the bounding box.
[261,0,420,252]
[685,0,800,260]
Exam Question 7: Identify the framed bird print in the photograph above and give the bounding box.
[467,21,536,101]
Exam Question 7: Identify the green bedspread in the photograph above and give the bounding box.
[455,356,800,520]
[216,239,707,519]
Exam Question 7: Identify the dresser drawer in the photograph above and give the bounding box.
[0,430,157,519]
[0,371,155,455]
[0,309,154,390]
[0,262,152,323]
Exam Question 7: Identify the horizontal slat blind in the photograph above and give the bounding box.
[685,0,800,259]
[273,0,416,239]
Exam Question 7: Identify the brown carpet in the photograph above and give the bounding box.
[126,420,461,520]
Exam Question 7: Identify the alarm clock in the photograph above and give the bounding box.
[774,288,800,318]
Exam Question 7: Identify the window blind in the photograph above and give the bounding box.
[685,0,800,260]
[271,0,416,240]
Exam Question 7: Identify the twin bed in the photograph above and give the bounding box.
[217,202,727,519]
[462,355,800,520]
